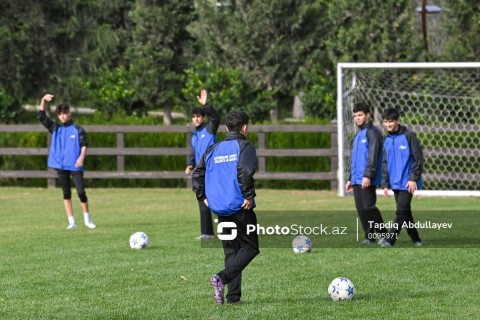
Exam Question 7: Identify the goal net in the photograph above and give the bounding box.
[337,62,480,197]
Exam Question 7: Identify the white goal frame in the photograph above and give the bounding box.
[337,62,480,197]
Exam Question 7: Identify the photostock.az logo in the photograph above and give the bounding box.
[217,221,237,240]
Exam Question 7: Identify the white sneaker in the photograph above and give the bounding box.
[85,222,96,229]
[378,238,388,246]
[361,239,375,245]
[195,234,215,240]
[413,241,422,247]
[381,242,392,248]
[67,224,77,230]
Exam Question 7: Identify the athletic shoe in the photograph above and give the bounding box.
[377,238,388,246]
[380,242,392,248]
[361,239,375,245]
[85,222,96,229]
[413,241,423,247]
[210,275,225,305]
[66,224,77,230]
[196,234,215,240]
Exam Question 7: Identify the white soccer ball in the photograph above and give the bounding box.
[292,235,312,253]
[328,277,356,301]
[129,231,149,249]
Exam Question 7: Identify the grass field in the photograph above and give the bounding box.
[1,187,479,319]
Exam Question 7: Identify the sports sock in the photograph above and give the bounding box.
[68,216,75,226]
[83,212,92,224]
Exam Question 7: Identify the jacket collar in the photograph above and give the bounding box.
[225,131,246,141]
[388,124,406,135]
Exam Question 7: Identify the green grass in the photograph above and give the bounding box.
[0,188,479,319]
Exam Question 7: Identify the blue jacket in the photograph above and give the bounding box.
[192,132,257,216]
[382,125,424,190]
[187,104,221,167]
[38,111,87,171]
[350,123,383,186]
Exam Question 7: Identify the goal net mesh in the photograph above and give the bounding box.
[338,64,480,195]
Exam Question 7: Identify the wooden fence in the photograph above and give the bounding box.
[0,123,338,189]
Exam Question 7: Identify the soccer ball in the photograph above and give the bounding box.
[328,277,356,301]
[292,235,312,253]
[129,231,149,249]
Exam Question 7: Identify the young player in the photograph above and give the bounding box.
[37,94,96,229]
[381,107,424,247]
[185,89,220,240]
[192,110,259,305]
[345,102,388,244]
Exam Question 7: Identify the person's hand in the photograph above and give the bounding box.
[406,180,418,194]
[241,198,253,210]
[39,94,54,111]
[383,188,390,198]
[197,89,207,106]
[345,181,353,193]
[75,156,85,168]
[185,165,194,174]
[361,177,371,189]
[42,94,54,102]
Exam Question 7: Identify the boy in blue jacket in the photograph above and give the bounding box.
[345,102,388,244]
[381,108,424,247]
[38,94,96,230]
[192,110,259,305]
[185,89,220,240]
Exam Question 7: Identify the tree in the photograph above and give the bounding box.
[190,0,331,119]
[126,0,195,125]
[324,0,423,64]
[181,61,275,122]
[442,0,480,61]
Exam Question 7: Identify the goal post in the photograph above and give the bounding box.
[337,62,480,197]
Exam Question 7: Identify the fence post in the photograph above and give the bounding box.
[117,132,125,172]
[46,134,55,188]
[330,121,338,191]
[257,131,266,174]
[185,127,193,189]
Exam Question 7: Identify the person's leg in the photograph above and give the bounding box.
[222,233,242,303]
[57,170,76,228]
[71,171,95,228]
[386,191,411,246]
[395,191,421,244]
[214,210,259,303]
[352,186,370,241]
[198,200,214,236]
[362,186,388,236]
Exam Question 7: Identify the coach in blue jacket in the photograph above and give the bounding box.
[192,110,259,305]
[345,102,388,244]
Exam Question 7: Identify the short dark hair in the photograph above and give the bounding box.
[352,102,371,114]
[382,108,400,120]
[56,103,70,114]
[190,107,206,117]
[225,110,249,132]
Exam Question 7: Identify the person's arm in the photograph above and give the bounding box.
[75,146,87,168]
[381,147,391,197]
[192,145,213,201]
[198,89,221,135]
[237,141,257,202]
[185,149,195,174]
[363,126,382,181]
[406,130,424,182]
[37,94,56,133]
[75,126,88,168]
